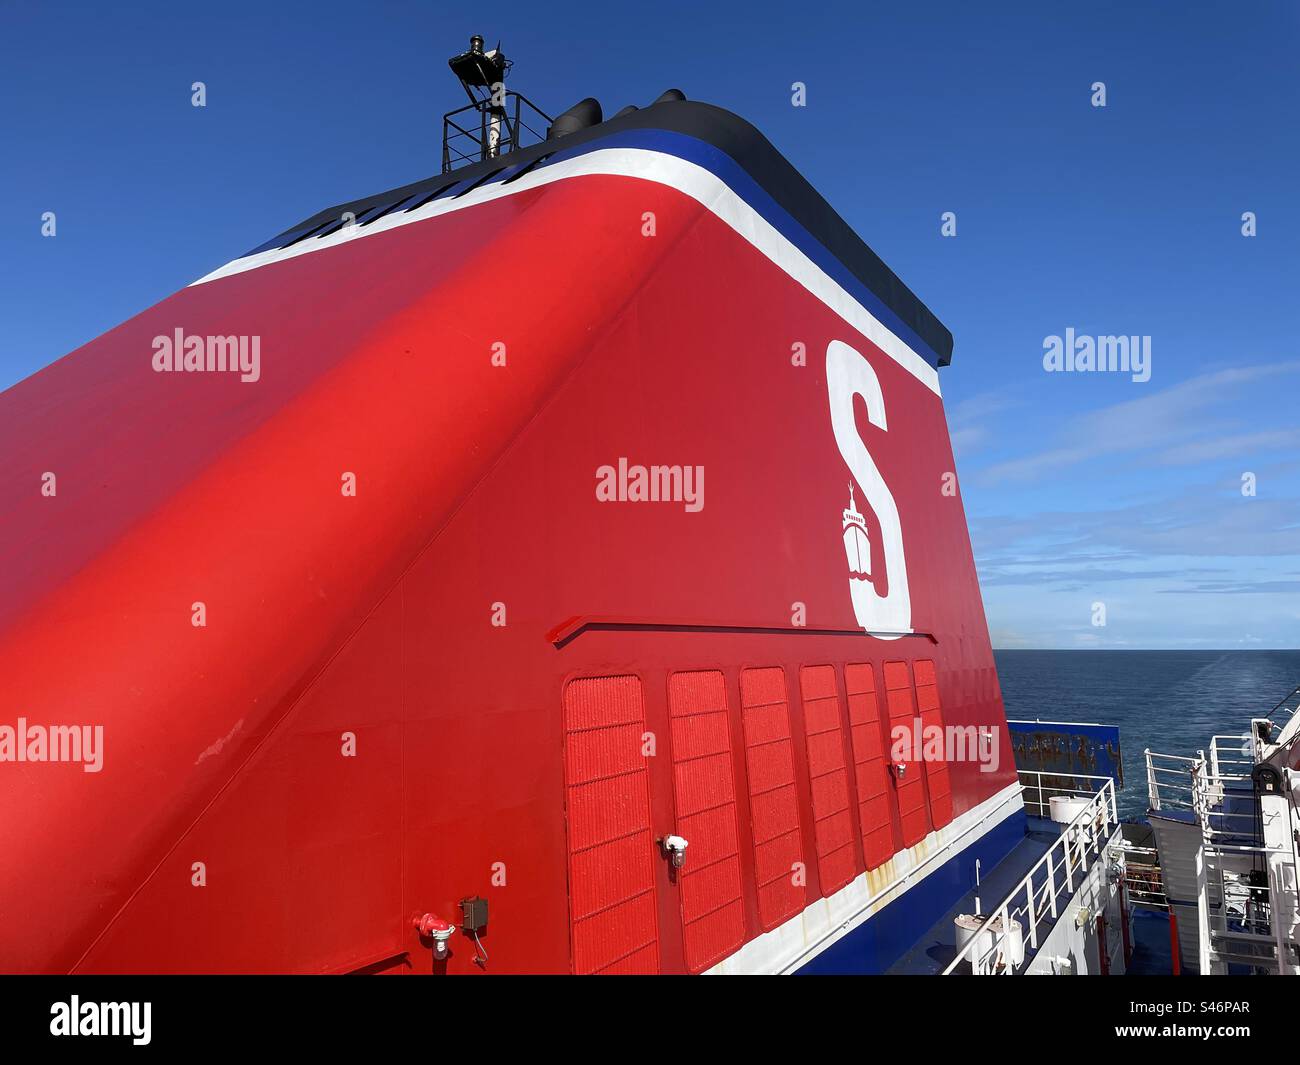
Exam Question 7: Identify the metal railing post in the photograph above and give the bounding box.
[1027,881,1038,949]
[1119,871,1132,966]
[1066,830,1076,893]
[1048,856,1058,919]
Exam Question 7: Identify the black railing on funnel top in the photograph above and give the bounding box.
[442,90,552,174]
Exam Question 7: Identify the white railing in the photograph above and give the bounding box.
[1202,841,1286,974]
[1018,770,1116,821]
[1145,746,1264,843]
[1209,734,1254,781]
[941,776,1119,975]
[1147,740,1295,973]
[1144,748,1205,814]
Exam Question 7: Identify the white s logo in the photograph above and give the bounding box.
[826,340,911,638]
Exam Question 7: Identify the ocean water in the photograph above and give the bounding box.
[993,650,1300,819]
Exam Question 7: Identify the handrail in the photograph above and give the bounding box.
[1147,745,1274,848]
[440,90,553,174]
[1210,734,1254,782]
[941,777,1118,974]
[1017,770,1115,820]
[547,615,938,649]
[1145,748,1211,814]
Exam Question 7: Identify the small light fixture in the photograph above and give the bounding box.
[661,835,689,869]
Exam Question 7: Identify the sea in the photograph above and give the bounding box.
[993,649,1300,819]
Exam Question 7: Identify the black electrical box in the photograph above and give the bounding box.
[460,896,488,933]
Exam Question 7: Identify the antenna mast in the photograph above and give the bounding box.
[442,35,551,174]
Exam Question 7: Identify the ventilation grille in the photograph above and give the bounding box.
[739,667,807,930]
[562,675,660,974]
[884,660,930,848]
[845,663,897,870]
[667,671,746,972]
[914,659,954,829]
[798,665,857,895]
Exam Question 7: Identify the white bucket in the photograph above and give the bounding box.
[954,914,1025,971]
[1049,794,1091,824]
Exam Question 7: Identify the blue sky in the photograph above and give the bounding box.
[2,1,1297,648]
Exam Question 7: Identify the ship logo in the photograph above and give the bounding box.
[826,340,912,639]
[842,482,871,581]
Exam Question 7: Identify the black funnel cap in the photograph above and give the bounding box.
[548,97,603,138]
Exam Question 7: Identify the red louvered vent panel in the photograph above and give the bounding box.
[667,670,746,972]
[797,665,857,895]
[884,660,930,848]
[844,663,896,869]
[913,659,954,828]
[739,667,807,930]
[563,675,660,974]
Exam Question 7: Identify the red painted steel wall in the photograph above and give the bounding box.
[0,165,1013,973]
